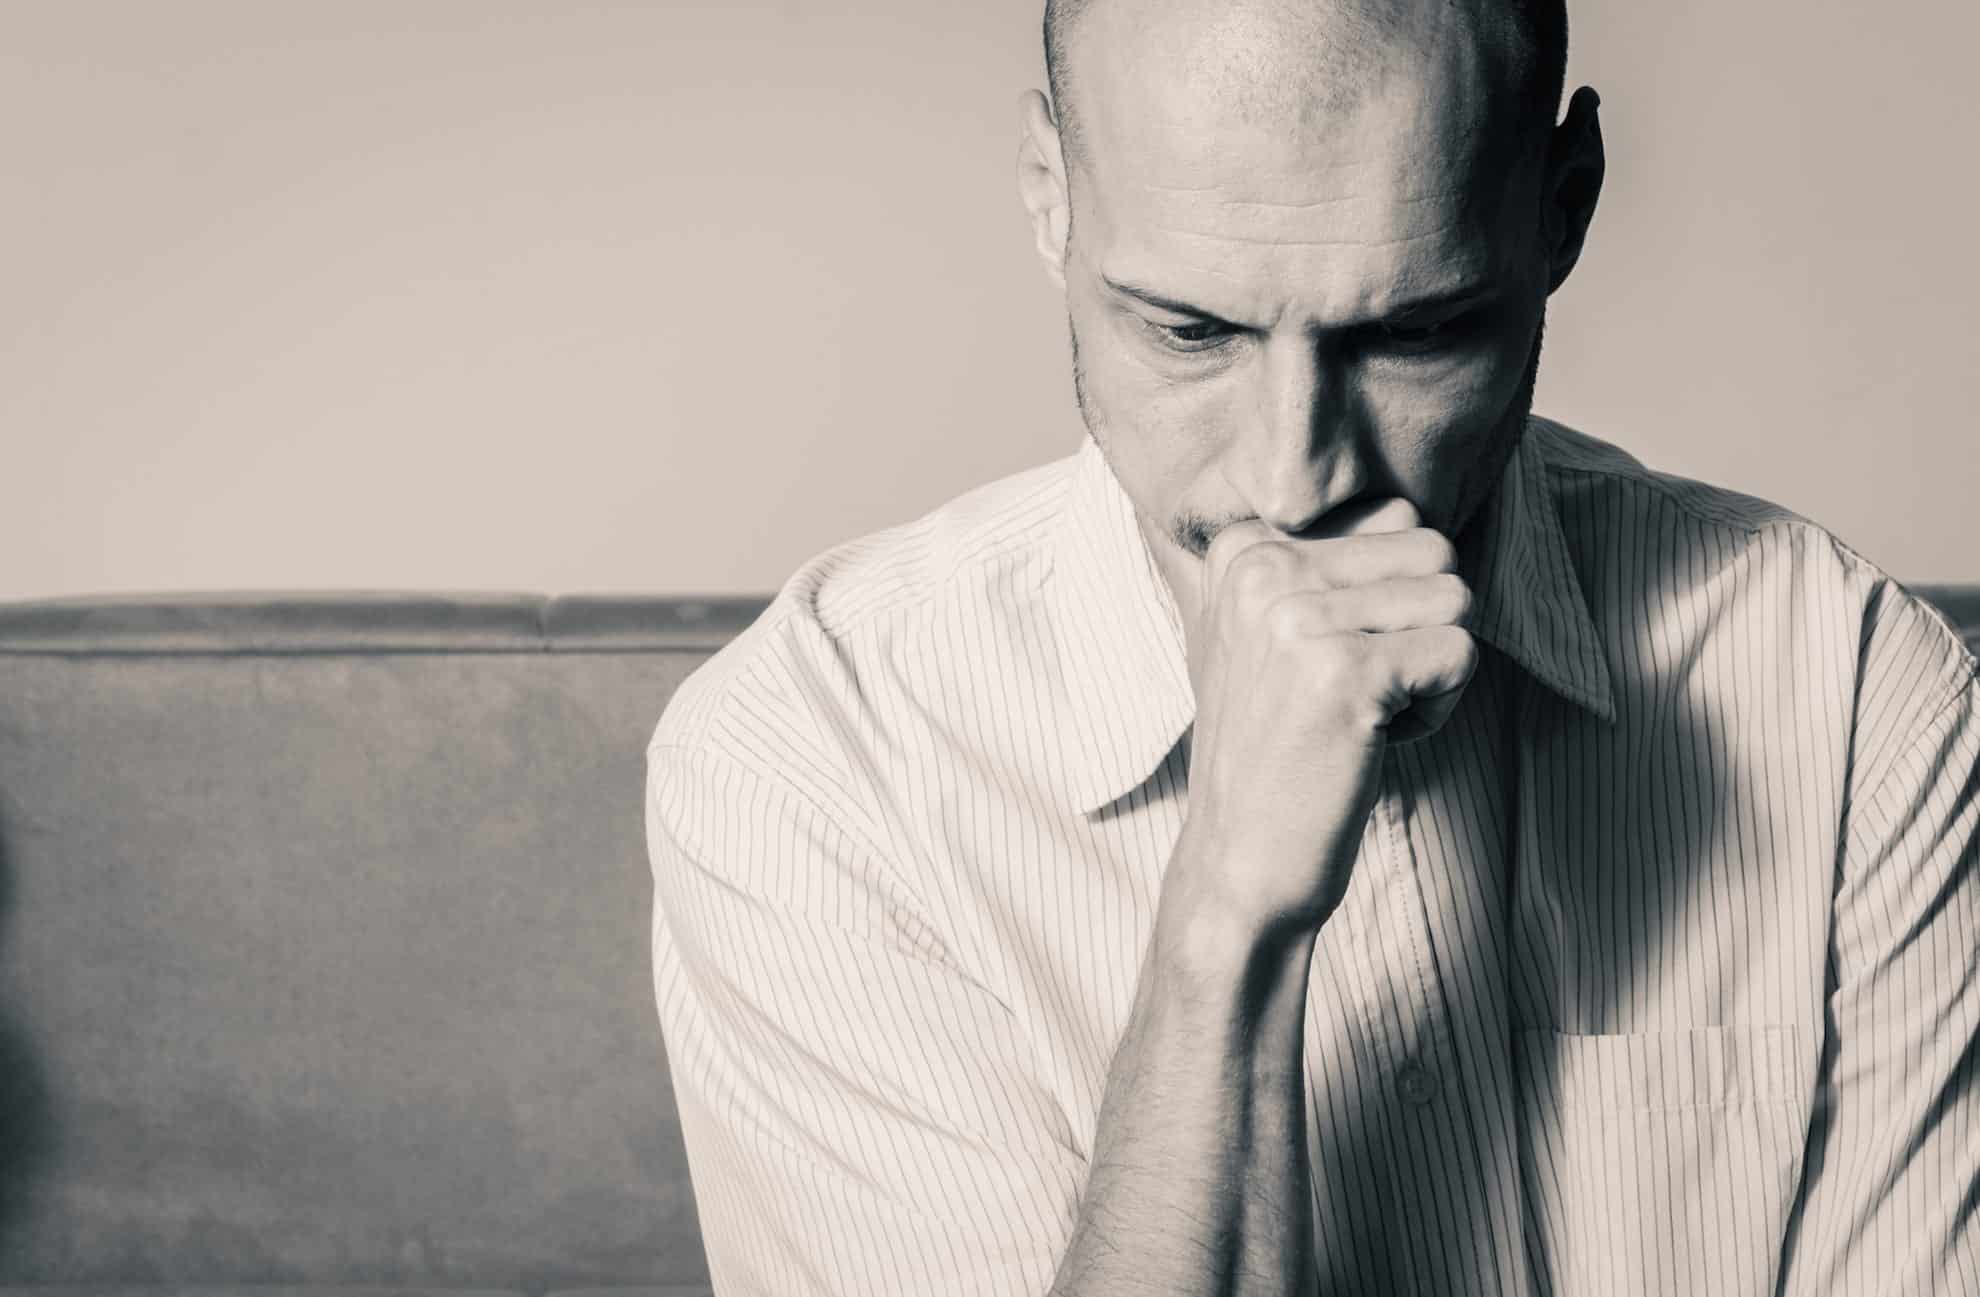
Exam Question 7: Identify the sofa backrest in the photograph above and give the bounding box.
[0,585,1974,1289]
[0,594,766,1291]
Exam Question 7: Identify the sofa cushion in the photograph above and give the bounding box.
[0,1288,528,1297]
[0,614,730,1284]
[0,1289,712,1297]
[1914,583,1980,652]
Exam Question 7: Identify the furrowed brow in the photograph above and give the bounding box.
[1377,280,1498,322]
[1102,273,1500,327]
[1101,276,1226,319]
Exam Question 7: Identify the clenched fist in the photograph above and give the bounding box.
[1170,496,1479,948]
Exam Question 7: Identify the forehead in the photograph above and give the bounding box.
[1072,0,1530,316]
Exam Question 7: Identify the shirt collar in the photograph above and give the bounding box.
[1044,418,1617,817]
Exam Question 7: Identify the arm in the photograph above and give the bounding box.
[1046,501,1477,1296]
[1048,850,1319,1297]
[1777,598,1980,1295]
[650,741,1325,1297]
[647,742,1086,1296]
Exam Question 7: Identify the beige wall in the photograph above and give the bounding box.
[2,1,1973,601]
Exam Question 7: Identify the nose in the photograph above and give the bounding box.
[1235,334,1368,535]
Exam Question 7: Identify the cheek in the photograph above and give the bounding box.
[1082,315,1237,442]
[1355,329,1538,511]
[1363,326,1535,443]
[1067,310,1228,508]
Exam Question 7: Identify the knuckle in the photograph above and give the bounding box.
[1438,573,1475,625]
[1308,630,1369,688]
[1439,625,1481,677]
[1226,544,1282,608]
[1304,589,1345,635]
[1206,519,1265,573]
[1418,529,1459,573]
[1203,535,1241,597]
[1264,595,1308,645]
[1205,528,1242,572]
[1320,648,1387,729]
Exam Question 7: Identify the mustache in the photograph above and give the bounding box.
[1174,513,1241,560]
[1171,498,1395,559]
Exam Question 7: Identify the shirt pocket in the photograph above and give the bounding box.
[1515,1023,1817,1297]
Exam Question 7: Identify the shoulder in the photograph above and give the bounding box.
[1530,414,1810,536]
[647,444,1080,812]
[1532,414,1973,662]
[1530,413,1977,764]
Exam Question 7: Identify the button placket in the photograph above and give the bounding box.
[1369,751,1441,1297]
[1378,747,1448,1080]
[1378,741,1467,1297]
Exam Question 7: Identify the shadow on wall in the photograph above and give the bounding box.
[0,808,56,1257]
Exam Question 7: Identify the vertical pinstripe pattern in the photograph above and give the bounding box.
[646,416,1980,1296]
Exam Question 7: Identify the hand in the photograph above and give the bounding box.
[1171,497,1478,943]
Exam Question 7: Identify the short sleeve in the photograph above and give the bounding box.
[645,740,1088,1297]
[1778,606,1980,1295]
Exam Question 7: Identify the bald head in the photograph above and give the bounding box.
[1044,0,1568,177]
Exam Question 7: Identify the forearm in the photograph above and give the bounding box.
[1048,868,1318,1297]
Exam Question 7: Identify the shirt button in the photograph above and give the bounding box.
[1397,1061,1439,1107]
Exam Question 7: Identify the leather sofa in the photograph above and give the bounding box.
[1,585,1975,1291]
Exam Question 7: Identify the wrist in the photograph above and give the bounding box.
[1154,838,1319,1010]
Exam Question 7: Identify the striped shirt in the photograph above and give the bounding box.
[645,415,1980,1297]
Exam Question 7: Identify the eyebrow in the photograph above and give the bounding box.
[1100,274,1498,325]
[1101,276,1223,318]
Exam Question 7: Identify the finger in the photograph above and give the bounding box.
[1205,495,1418,583]
[1203,499,1442,622]
[1268,572,1473,638]
[1286,526,1458,590]
[1371,624,1479,739]
[1202,518,1285,613]
[1388,684,1466,745]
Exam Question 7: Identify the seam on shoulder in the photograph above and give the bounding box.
[649,736,973,982]
[1833,538,1980,681]
[1843,661,1979,858]
[1842,564,1980,841]
[828,539,1054,670]
[646,594,805,756]
[1531,424,1943,596]
[1542,452,1805,539]
[650,732,891,887]
[799,463,1072,648]
[1533,419,1810,539]
[1884,582,1980,680]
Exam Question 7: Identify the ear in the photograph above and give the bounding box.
[1541,85,1605,295]
[1016,89,1072,289]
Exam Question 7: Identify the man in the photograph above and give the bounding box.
[645,0,1979,1292]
